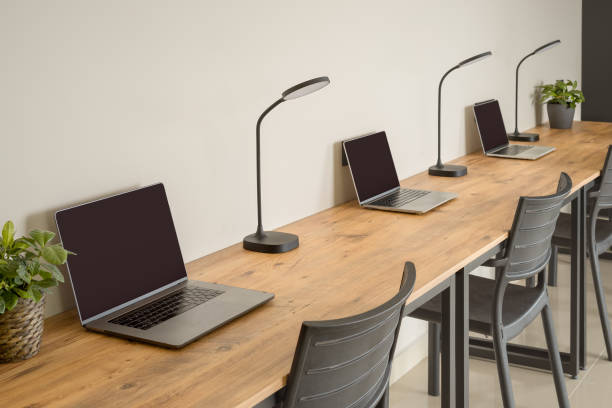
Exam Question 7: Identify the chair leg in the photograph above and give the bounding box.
[427,322,441,396]
[541,302,570,408]
[589,247,612,360]
[548,245,558,287]
[375,387,389,408]
[492,328,515,408]
[525,276,536,288]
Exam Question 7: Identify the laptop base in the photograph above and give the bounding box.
[428,163,467,177]
[507,132,539,142]
[243,231,299,253]
[87,280,274,349]
[364,190,457,214]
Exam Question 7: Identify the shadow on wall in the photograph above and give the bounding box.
[332,131,384,206]
[464,105,481,154]
[24,184,140,317]
[532,81,544,125]
[332,139,356,205]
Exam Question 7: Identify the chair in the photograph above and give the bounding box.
[273,262,416,408]
[410,173,572,408]
[548,145,612,361]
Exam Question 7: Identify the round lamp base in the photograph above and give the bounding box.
[428,164,467,177]
[243,231,299,254]
[507,132,539,142]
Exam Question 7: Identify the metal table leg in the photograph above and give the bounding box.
[441,275,456,408]
[569,187,582,378]
[580,186,587,370]
[455,269,469,408]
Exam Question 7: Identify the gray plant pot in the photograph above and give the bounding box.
[547,103,575,129]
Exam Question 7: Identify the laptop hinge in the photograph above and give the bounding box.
[82,277,187,325]
[362,186,401,205]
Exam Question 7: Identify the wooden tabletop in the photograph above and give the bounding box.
[1,122,611,408]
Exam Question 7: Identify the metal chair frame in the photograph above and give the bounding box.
[548,145,612,361]
[411,173,572,408]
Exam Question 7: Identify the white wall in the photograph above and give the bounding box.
[1,1,581,320]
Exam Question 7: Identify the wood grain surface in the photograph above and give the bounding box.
[1,122,610,408]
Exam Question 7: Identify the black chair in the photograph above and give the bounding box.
[410,173,572,408]
[548,145,612,361]
[273,262,416,408]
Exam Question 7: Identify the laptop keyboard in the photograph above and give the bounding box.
[494,145,533,155]
[369,189,429,208]
[109,287,225,330]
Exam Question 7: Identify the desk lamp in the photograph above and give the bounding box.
[429,51,492,177]
[508,40,561,142]
[243,76,330,254]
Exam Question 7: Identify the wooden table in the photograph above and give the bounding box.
[1,122,610,408]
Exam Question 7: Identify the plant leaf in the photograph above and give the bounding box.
[13,287,30,298]
[2,290,19,310]
[0,262,18,279]
[38,270,53,280]
[34,278,58,288]
[31,287,42,302]
[40,263,64,283]
[41,245,68,265]
[30,230,55,248]
[20,237,38,248]
[2,221,15,249]
[0,296,5,314]
[16,263,31,284]
[13,238,31,251]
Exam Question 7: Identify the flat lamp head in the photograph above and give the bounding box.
[533,39,561,55]
[282,76,330,100]
[457,51,493,68]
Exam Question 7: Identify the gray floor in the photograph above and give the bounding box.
[390,254,612,407]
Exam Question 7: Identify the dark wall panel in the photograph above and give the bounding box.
[582,0,612,122]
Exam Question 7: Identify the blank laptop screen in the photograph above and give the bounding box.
[56,184,187,322]
[343,131,400,203]
[474,100,509,152]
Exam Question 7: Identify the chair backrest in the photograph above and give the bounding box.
[593,145,612,212]
[503,172,572,282]
[280,262,416,408]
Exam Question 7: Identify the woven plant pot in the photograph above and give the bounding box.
[0,295,45,363]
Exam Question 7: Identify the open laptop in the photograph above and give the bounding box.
[473,99,555,160]
[343,131,457,214]
[55,183,273,348]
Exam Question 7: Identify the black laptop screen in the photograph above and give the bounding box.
[56,184,187,322]
[474,100,509,152]
[344,132,400,203]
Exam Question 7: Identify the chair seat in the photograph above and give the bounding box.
[552,212,612,254]
[410,276,544,336]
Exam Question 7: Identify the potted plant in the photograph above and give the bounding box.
[539,79,585,129]
[0,221,73,363]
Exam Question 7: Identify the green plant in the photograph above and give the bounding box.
[538,79,585,109]
[0,221,74,314]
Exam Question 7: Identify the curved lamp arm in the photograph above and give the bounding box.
[255,98,285,237]
[513,52,535,135]
[436,65,460,168]
[512,40,560,135]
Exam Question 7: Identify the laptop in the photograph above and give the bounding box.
[473,99,555,160]
[343,131,457,214]
[55,183,274,348]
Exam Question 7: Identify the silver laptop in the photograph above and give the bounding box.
[343,132,457,214]
[55,183,273,349]
[474,99,555,160]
